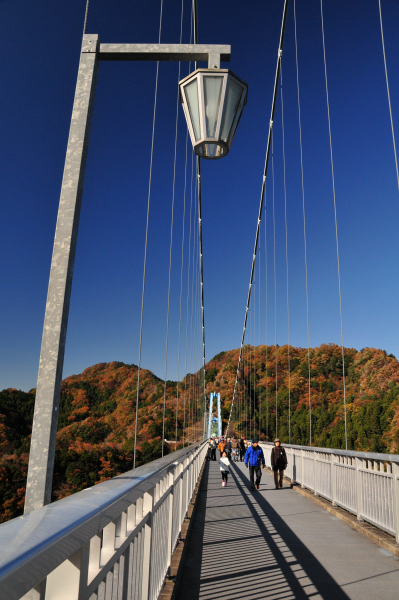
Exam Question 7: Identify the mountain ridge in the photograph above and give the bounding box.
[1,343,399,522]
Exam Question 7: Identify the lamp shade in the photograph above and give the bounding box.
[179,68,248,159]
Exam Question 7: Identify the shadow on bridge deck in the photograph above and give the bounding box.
[176,460,399,600]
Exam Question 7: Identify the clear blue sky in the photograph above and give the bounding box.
[1,0,399,392]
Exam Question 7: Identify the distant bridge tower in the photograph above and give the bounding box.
[207,392,222,438]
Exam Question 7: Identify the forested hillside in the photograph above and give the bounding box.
[1,344,398,523]
[219,344,399,452]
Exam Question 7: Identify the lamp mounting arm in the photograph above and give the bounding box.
[93,42,231,68]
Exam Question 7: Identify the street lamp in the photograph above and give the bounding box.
[179,68,248,159]
[24,38,240,514]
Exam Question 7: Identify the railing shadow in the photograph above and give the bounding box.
[177,460,351,600]
[229,464,351,600]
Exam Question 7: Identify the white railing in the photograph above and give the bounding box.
[0,442,207,600]
[261,442,399,542]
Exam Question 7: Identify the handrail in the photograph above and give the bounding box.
[261,441,399,463]
[0,441,207,600]
[260,442,399,544]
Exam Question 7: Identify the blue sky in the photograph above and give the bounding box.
[1,0,399,392]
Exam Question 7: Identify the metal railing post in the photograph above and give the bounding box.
[301,449,305,488]
[166,468,175,574]
[292,448,296,482]
[178,463,183,531]
[355,457,363,521]
[141,489,154,600]
[314,451,318,496]
[45,546,89,600]
[392,462,399,543]
[332,454,337,506]
[25,581,46,600]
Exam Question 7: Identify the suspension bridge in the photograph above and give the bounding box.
[1,0,399,598]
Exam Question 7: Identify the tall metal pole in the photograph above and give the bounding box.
[24,35,100,513]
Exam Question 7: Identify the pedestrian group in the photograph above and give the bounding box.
[207,435,288,491]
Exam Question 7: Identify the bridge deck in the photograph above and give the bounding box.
[176,460,399,600]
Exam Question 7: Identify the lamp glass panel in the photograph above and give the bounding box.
[206,143,217,157]
[220,79,243,143]
[184,78,201,141]
[203,76,223,138]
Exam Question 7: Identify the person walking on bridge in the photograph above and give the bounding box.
[271,438,287,489]
[218,437,226,457]
[225,438,232,459]
[231,437,240,462]
[208,437,217,461]
[220,451,230,487]
[244,438,265,491]
[239,437,246,462]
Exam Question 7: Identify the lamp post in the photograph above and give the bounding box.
[24,35,248,513]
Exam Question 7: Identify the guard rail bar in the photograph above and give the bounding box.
[261,442,399,542]
[0,441,208,600]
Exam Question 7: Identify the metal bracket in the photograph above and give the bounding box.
[96,41,231,68]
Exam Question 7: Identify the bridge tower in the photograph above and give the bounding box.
[207,392,222,438]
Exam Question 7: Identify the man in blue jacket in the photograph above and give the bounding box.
[244,438,265,491]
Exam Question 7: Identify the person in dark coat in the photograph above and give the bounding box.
[225,438,232,459]
[239,437,246,462]
[244,438,265,490]
[271,438,287,489]
[209,437,217,461]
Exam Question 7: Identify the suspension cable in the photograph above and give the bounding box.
[225,0,290,436]
[183,150,195,446]
[193,0,207,441]
[280,66,291,444]
[320,0,347,450]
[378,0,399,195]
[253,275,256,437]
[182,14,194,448]
[294,0,312,446]
[176,125,190,448]
[258,220,262,440]
[265,190,269,441]
[192,197,201,440]
[189,165,199,442]
[272,135,278,438]
[83,0,90,35]
[133,0,164,468]
[162,0,185,457]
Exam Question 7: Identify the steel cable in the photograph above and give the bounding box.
[162,0,185,457]
[378,0,399,195]
[83,0,90,35]
[265,189,269,441]
[176,128,190,449]
[225,0,290,437]
[320,0,347,449]
[280,66,291,444]
[294,0,312,446]
[258,219,262,440]
[183,150,195,446]
[133,0,164,468]
[272,135,278,438]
